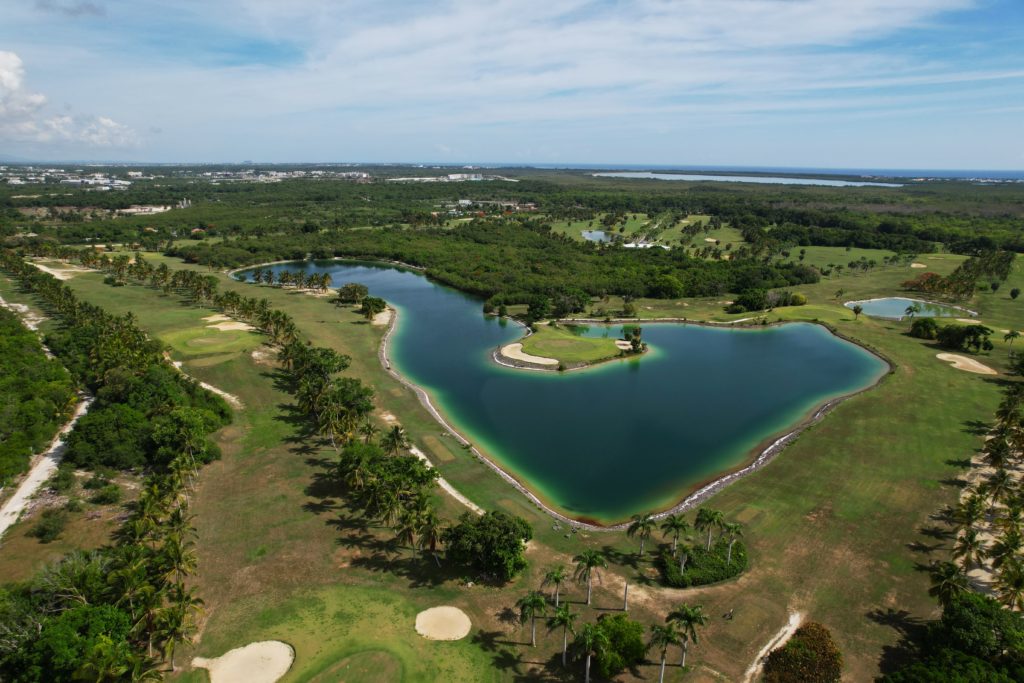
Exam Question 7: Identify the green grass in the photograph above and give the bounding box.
[5,251,1021,680]
[776,245,897,270]
[519,323,622,364]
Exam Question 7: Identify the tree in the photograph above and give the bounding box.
[358,296,387,320]
[1005,330,1020,346]
[648,623,682,683]
[381,425,411,456]
[548,604,577,666]
[928,561,969,607]
[1011,288,1021,300]
[573,550,607,605]
[660,514,690,554]
[572,623,609,683]
[852,304,863,319]
[996,560,1024,610]
[441,511,532,582]
[627,512,655,557]
[695,508,724,551]
[952,529,986,572]
[666,603,708,667]
[905,302,921,319]
[335,282,369,305]
[516,591,548,647]
[763,622,842,683]
[592,613,646,679]
[723,522,743,565]
[542,565,568,607]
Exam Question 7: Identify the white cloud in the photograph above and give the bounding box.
[0,51,137,146]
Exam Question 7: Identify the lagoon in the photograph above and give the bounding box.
[237,261,888,524]
[594,171,903,187]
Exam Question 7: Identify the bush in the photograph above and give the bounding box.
[909,317,938,340]
[658,538,747,587]
[593,613,646,678]
[936,324,993,353]
[48,465,77,493]
[442,510,532,583]
[89,483,121,505]
[28,509,68,543]
[763,622,842,683]
[64,498,83,513]
[789,292,807,306]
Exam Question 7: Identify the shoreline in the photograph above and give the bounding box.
[377,301,892,531]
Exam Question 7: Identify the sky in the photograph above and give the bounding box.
[0,0,1022,169]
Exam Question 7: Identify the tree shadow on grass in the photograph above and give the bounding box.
[866,608,929,676]
[961,419,991,437]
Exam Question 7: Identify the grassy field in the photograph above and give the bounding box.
[519,323,622,364]
[2,249,1021,680]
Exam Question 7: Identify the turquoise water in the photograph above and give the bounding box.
[238,261,888,523]
[845,297,969,320]
[593,171,903,187]
[581,230,612,242]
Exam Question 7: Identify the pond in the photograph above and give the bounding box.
[580,230,611,243]
[844,297,972,320]
[236,261,888,524]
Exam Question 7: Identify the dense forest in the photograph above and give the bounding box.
[0,308,76,484]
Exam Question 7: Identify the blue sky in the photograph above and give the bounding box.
[0,0,1022,169]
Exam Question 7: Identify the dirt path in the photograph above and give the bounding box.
[409,446,484,515]
[0,396,93,539]
[165,353,245,409]
[742,611,804,682]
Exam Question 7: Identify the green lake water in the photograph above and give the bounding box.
[237,261,888,524]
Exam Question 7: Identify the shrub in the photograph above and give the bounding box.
[789,292,807,306]
[64,498,83,513]
[28,509,68,543]
[89,483,122,505]
[48,465,77,493]
[909,317,938,340]
[763,622,842,683]
[658,538,747,587]
[442,510,532,583]
[936,324,993,353]
[593,613,646,678]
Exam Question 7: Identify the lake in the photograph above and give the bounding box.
[581,230,611,243]
[845,297,971,320]
[236,261,888,524]
[593,171,903,187]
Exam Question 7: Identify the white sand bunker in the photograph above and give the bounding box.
[415,606,472,641]
[203,314,254,332]
[910,262,927,268]
[499,343,558,366]
[936,353,997,375]
[192,641,294,683]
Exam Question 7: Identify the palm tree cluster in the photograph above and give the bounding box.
[936,383,1024,610]
[520,554,711,683]
[250,267,333,293]
[335,438,446,560]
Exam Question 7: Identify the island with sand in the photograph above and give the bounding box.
[495,320,648,371]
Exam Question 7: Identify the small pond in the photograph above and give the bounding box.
[581,230,612,243]
[845,297,972,320]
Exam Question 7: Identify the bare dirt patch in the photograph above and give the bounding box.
[415,606,472,641]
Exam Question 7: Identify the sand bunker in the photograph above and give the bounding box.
[704,237,718,243]
[499,343,558,366]
[614,339,632,350]
[208,321,255,332]
[192,641,294,683]
[372,308,393,326]
[936,353,997,375]
[415,606,472,641]
[203,314,232,323]
[29,262,89,280]
[910,262,927,268]
[955,318,980,324]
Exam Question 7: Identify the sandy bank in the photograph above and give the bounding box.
[192,641,294,683]
[372,308,394,326]
[498,342,558,366]
[936,353,997,375]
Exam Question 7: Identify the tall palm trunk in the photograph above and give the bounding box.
[554,584,560,607]
[727,539,736,564]
[585,653,592,683]
[531,616,537,647]
[659,652,667,683]
[587,575,593,605]
[706,528,713,551]
[562,627,568,666]
[681,641,688,667]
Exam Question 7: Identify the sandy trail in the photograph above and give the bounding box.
[498,342,558,365]
[166,354,245,409]
[410,446,484,515]
[192,641,294,683]
[936,353,997,375]
[0,397,93,539]
[415,606,472,640]
[742,611,804,683]
[0,294,46,330]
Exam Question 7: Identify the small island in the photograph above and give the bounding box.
[496,321,647,371]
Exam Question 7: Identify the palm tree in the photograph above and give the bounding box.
[928,561,968,607]
[542,565,568,606]
[996,560,1024,610]
[852,304,863,319]
[952,528,986,571]
[573,550,607,605]
[648,623,682,683]
[381,425,411,456]
[660,514,690,554]
[695,508,724,551]
[666,604,708,668]
[547,604,577,666]
[905,302,921,319]
[1005,330,1020,346]
[572,623,609,683]
[988,527,1023,570]
[677,542,692,574]
[627,513,656,557]
[416,509,445,566]
[723,522,743,565]
[359,419,380,444]
[516,591,548,647]
[981,468,1016,506]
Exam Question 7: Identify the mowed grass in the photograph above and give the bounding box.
[520,323,622,363]
[8,249,1021,680]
